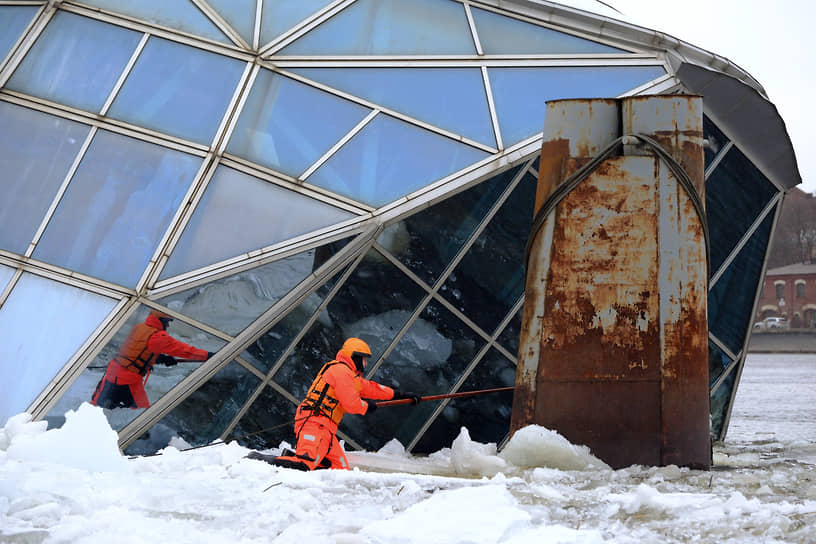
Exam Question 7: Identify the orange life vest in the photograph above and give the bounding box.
[113,322,160,376]
[301,361,361,425]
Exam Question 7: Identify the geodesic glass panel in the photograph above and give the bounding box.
[708,340,733,387]
[706,146,778,274]
[207,0,256,45]
[79,0,231,45]
[471,7,626,54]
[278,0,476,55]
[6,11,141,113]
[0,5,38,65]
[228,385,298,450]
[0,264,14,294]
[260,0,333,47]
[0,273,117,426]
[414,347,515,451]
[0,102,91,255]
[377,165,521,287]
[489,65,666,145]
[440,171,536,334]
[33,130,202,287]
[703,115,729,169]
[107,36,246,144]
[710,365,737,439]
[708,208,774,356]
[226,70,370,177]
[162,165,355,279]
[308,114,490,207]
[48,304,227,432]
[497,305,523,356]
[291,67,496,147]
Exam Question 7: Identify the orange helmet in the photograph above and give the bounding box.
[341,337,372,372]
[148,309,173,329]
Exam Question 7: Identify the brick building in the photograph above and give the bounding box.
[756,263,816,328]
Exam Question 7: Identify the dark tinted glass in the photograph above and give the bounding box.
[710,365,737,440]
[703,115,729,168]
[497,305,523,356]
[708,340,734,387]
[228,385,298,450]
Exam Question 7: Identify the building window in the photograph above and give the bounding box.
[775,281,785,299]
[795,280,806,299]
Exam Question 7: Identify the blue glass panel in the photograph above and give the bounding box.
[279,0,475,55]
[708,340,733,387]
[226,70,370,177]
[0,263,15,294]
[33,130,202,287]
[471,6,625,54]
[291,67,496,147]
[441,172,536,334]
[308,114,490,207]
[162,165,355,278]
[710,365,737,439]
[414,348,515,452]
[489,66,666,145]
[6,12,141,112]
[706,146,778,274]
[79,0,231,45]
[708,208,775,355]
[0,5,38,64]
[377,165,522,286]
[703,115,729,169]
[0,102,91,255]
[0,273,116,426]
[207,0,255,45]
[260,0,333,46]
[107,37,245,144]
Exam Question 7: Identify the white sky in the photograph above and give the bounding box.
[595,0,815,195]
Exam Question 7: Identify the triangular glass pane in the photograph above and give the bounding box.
[158,237,351,337]
[291,67,496,147]
[278,0,476,55]
[708,340,733,388]
[497,305,523,356]
[307,114,490,208]
[162,165,356,279]
[708,207,775,356]
[489,65,666,145]
[710,364,737,439]
[0,5,39,64]
[706,145,778,274]
[79,0,232,45]
[227,384,297,450]
[440,172,537,334]
[703,115,729,168]
[471,6,625,54]
[225,69,371,177]
[206,0,256,45]
[377,164,523,286]
[260,0,333,47]
[0,263,14,294]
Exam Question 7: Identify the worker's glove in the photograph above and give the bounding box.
[206,351,216,360]
[393,391,421,405]
[156,354,177,367]
[365,400,378,414]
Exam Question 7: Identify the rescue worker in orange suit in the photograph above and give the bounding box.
[91,310,213,409]
[271,337,421,471]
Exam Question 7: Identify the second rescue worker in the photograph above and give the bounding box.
[272,337,420,470]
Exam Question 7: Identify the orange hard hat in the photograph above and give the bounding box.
[148,309,173,320]
[341,337,372,358]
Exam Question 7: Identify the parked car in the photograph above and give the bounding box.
[753,317,790,330]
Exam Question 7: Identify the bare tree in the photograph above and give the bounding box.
[767,187,816,268]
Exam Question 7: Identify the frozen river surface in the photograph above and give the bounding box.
[1,353,814,543]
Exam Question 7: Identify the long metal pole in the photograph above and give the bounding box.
[375,386,515,407]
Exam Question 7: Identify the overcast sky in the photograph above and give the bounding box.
[596,0,814,195]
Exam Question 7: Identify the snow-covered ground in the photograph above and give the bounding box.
[2,353,814,543]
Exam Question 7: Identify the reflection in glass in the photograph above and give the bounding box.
[0,273,116,426]
[471,7,625,55]
[228,385,298,450]
[710,365,737,439]
[440,172,536,334]
[414,348,515,451]
[206,0,256,44]
[48,304,226,432]
[0,5,38,63]
[161,165,355,278]
[273,247,427,403]
[708,340,733,387]
[489,66,666,146]
[33,130,202,287]
[709,209,774,356]
[497,306,523,356]
[279,0,475,55]
[706,146,778,274]
[309,114,490,207]
[6,11,141,112]
[140,361,261,451]
[703,115,729,168]
[0,263,14,294]
[0,102,91,255]
[108,37,245,144]
[344,299,486,451]
[78,0,231,44]
[260,0,333,46]
[226,70,370,177]
[377,165,521,286]
[291,67,496,147]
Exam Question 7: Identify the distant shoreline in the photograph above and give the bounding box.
[747,330,816,353]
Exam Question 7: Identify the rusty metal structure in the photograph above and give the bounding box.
[512,95,711,469]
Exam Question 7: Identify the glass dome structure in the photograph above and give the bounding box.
[0,0,800,454]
